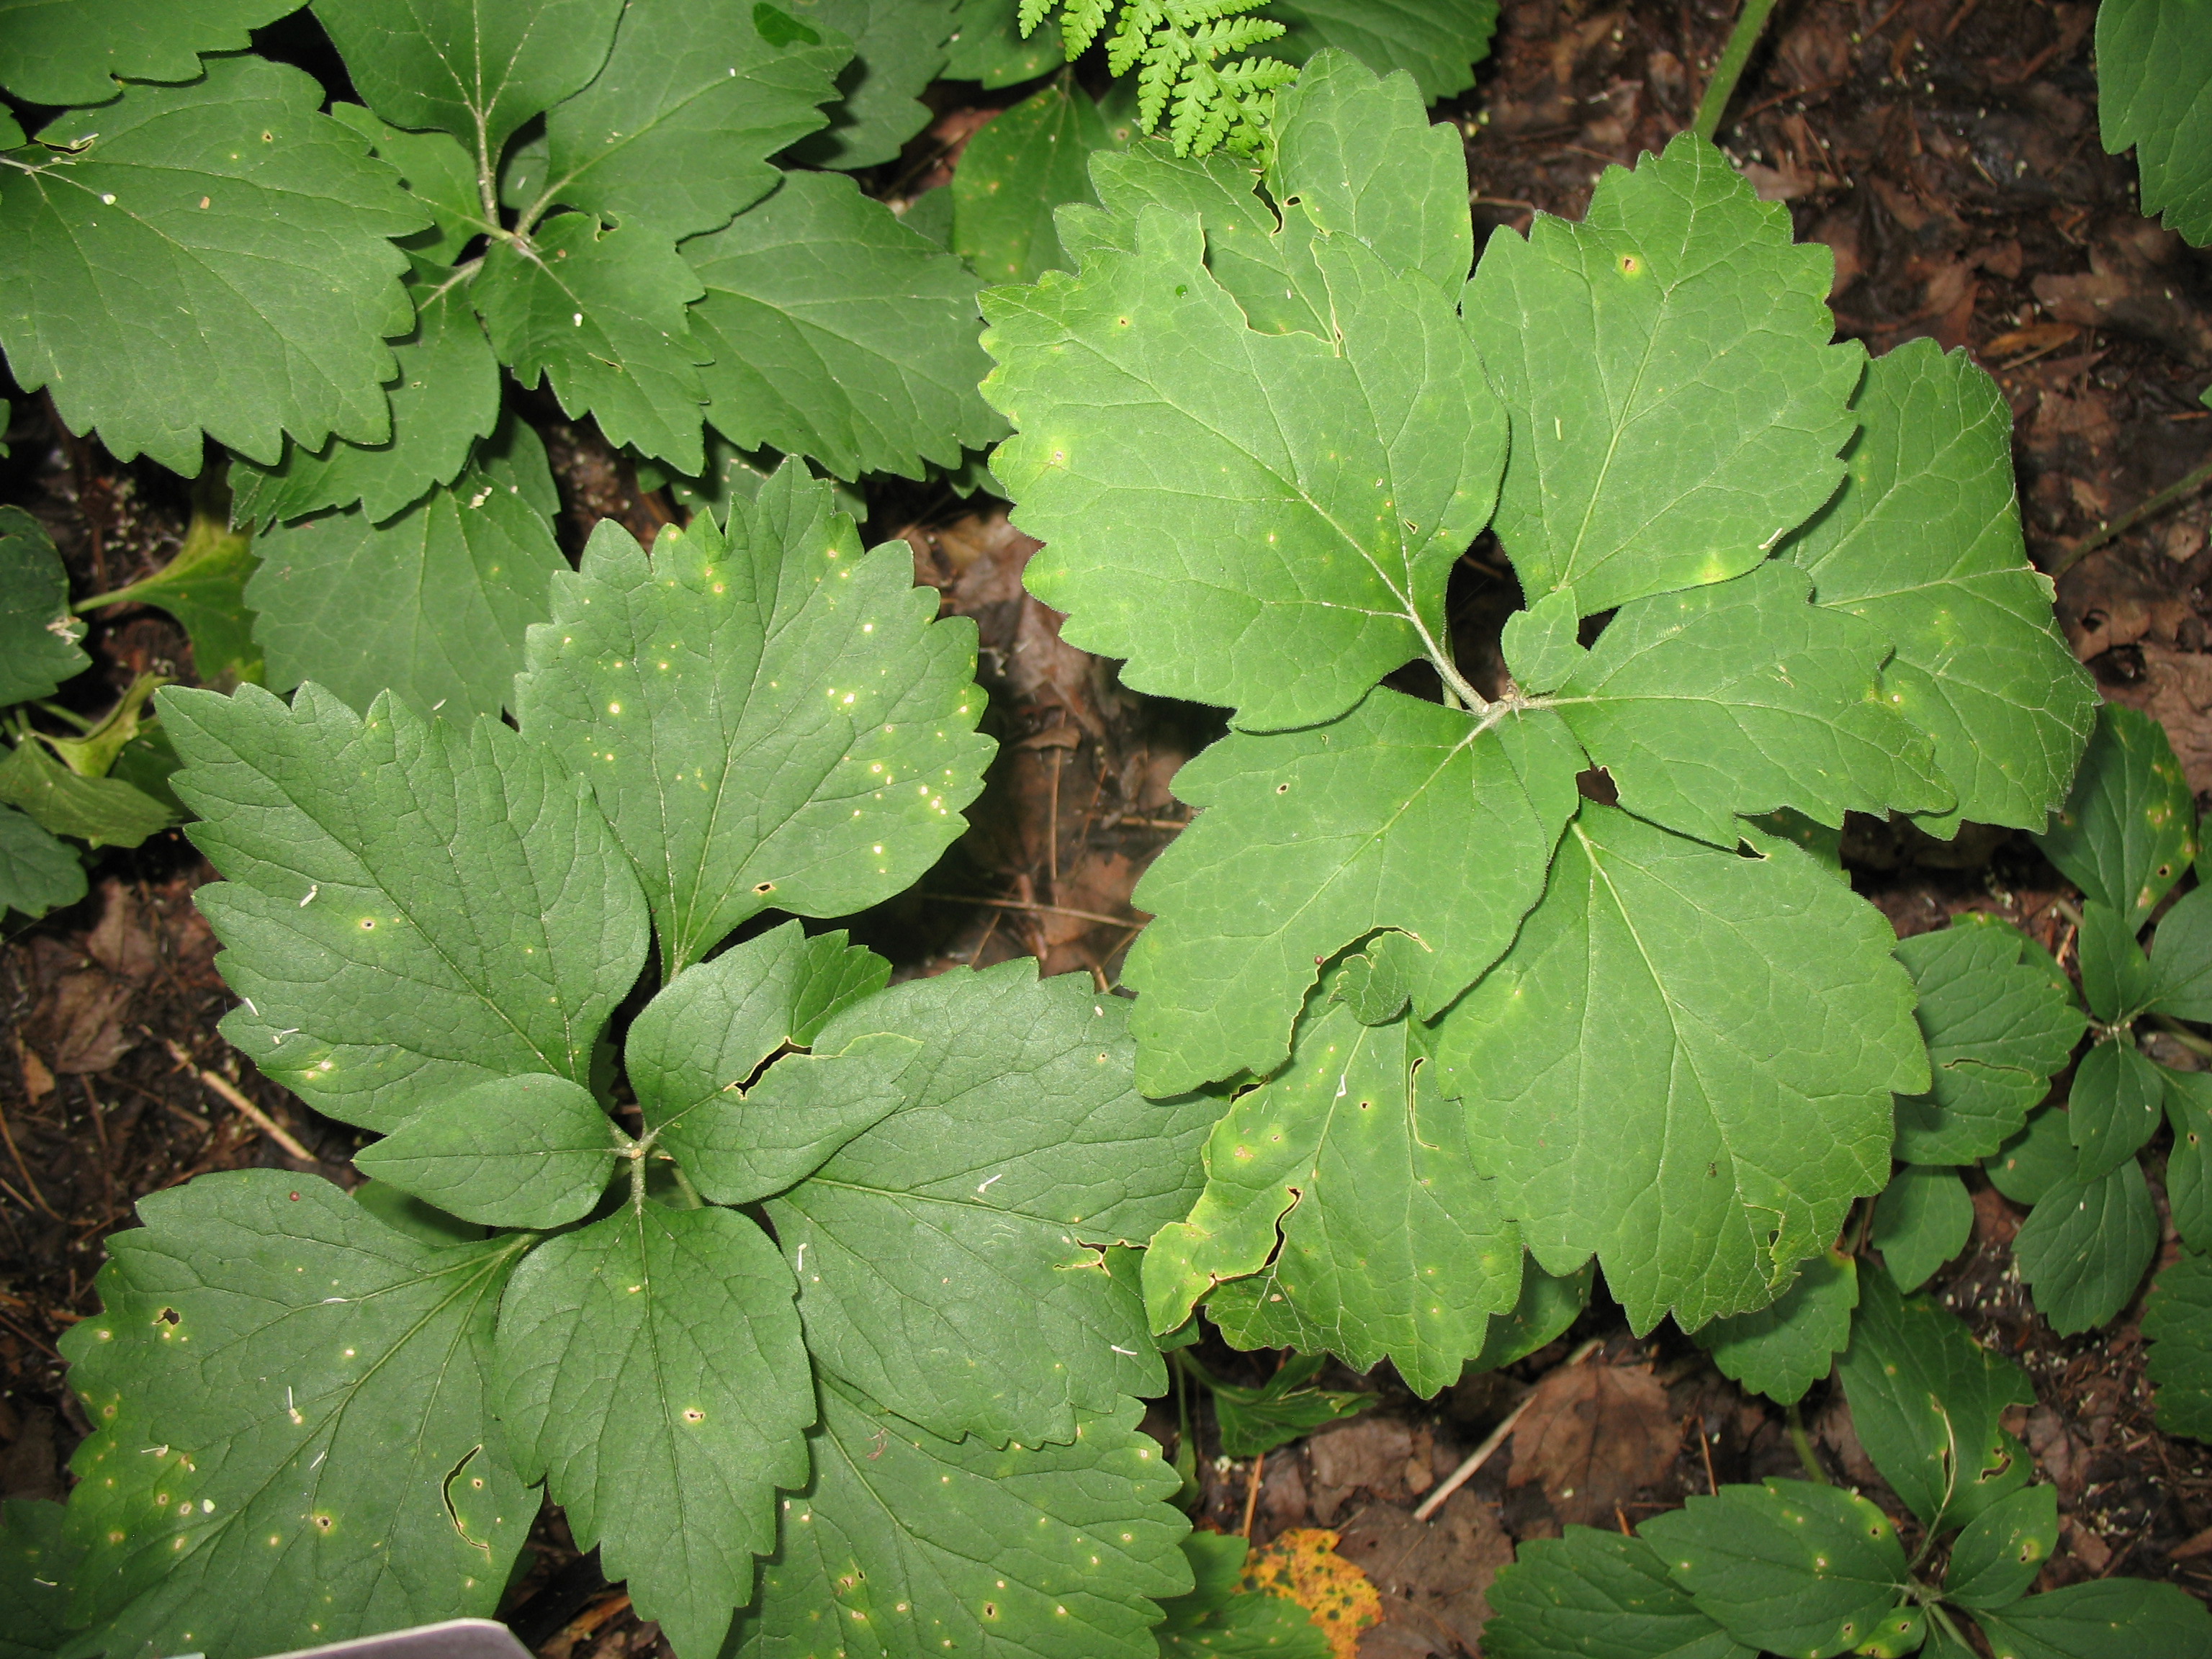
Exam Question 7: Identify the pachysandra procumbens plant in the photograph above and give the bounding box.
[980,51,2098,1367]
[48,468,1219,1659]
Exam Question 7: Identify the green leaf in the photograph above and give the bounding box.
[58,1172,530,1657]
[494,1201,812,1659]
[351,1179,487,1247]
[984,186,1506,729]
[1148,981,1521,1399]
[1501,584,1586,696]
[1835,1269,2033,1533]
[0,0,298,104]
[81,511,262,690]
[1267,1,1499,102]
[0,60,428,476]
[1431,805,1926,1334]
[2013,1159,2158,1334]
[628,922,894,1202]
[1639,1480,1907,1659]
[2149,885,2212,1020]
[2146,1247,2212,1441]
[2163,1070,2212,1251]
[313,0,624,163]
[0,1500,73,1659]
[1124,694,1581,1094]
[1783,338,2096,835]
[513,462,989,973]
[944,0,1064,86]
[1874,1164,1973,1292]
[1946,1483,2058,1612]
[2036,703,2195,922]
[1466,1258,1595,1375]
[248,467,565,720]
[783,0,959,168]
[0,737,174,849]
[163,685,649,1132]
[230,266,502,526]
[1331,930,1419,1025]
[40,671,163,781]
[326,106,493,267]
[953,77,1118,284]
[1694,1249,1858,1406]
[1974,1578,2212,1659]
[764,961,1214,1444]
[729,1383,1191,1659]
[686,171,1004,481]
[536,0,848,239]
[2077,902,2155,1024]
[1205,1354,1374,1460]
[2064,1040,2163,1183]
[476,212,707,470]
[1483,1524,1752,1659]
[1464,133,1862,619]
[1894,916,2085,1164]
[0,805,86,920]
[1550,560,1948,848]
[1154,1529,1334,1658]
[353,1072,624,1228]
[1985,1104,2077,1206]
[0,507,88,705]
[2096,0,2212,246]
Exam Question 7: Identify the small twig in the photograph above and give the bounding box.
[1696,1415,1719,1496]
[1241,1450,1266,1539]
[0,1097,58,1218]
[2047,454,2212,577]
[163,1039,315,1162]
[1416,1337,1604,1521]
[1693,0,1781,142]
[922,893,1148,930]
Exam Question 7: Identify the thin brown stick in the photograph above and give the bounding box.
[1697,1415,1719,1496]
[1416,1337,1604,1521]
[0,1097,58,1218]
[1047,747,1064,892]
[2047,454,2212,577]
[922,893,1148,930]
[1241,1450,1267,1539]
[163,1040,316,1162]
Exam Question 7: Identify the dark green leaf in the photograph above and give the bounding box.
[494,1202,811,1659]
[1945,1483,2058,1611]
[2035,703,2195,922]
[81,512,262,690]
[0,0,298,105]
[2013,1159,2157,1334]
[1268,0,1500,102]
[1974,1578,2212,1659]
[2065,1040,2163,1183]
[0,507,88,705]
[2165,1070,2212,1251]
[953,77,1117,284]
[164,685,649,1131]
[2076,902,2155,1025]
[1694,1249,1858,1406]
[2149,885,2212,1021]
[0,805,85,920]
[2097,0,2212,246]
[353,1072,624,1228]
[943,0,1064,86]
[783,0,959,168]
[1483,1524,1751,1659]
[2144,1246,2212,1442]
[1465,1259,1596,1375]
[0,737,173,849]
[1874,1164,1974,1292]
[351,1179,486,1247]
[1154,1529,1334,1658]
[326,106,492,266]
[0,1500,73,1659]
[58,1172,530,1656]
[1985,1105,2077,1206]
[1205,1354,1373,1460]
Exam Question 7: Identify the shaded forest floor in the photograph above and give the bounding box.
[4,1,2211,1653]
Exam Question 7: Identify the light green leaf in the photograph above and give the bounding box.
[1874,1164,1973,1292]
[248,467,565,721]
[953,77,1118,284]
[1124,694,1581,1094]
[729,1383,1191,1659]
[40,671,162,782]
[1483,1525,1752,1659]
[476,212,707,470]
[1835,1269,2033,1532]
[1501,584,1586,695]
[1974,1579,2212,1659]
[1946,1484,2058,1612]
[1331,930,1419,1025]
[326,106,492,266]
[495,1202,811,1659]
[0,737,173,849]
[0,1499,73,1659]
[58,1172,530,1658]
[354,1072,624,1229]
[1205,1354,1374,1460]
[0,507,87,705]
[2144,1247,2212,1441]
[2,59,426,476]
[1151,984,1521,1398]
[513,462,989,973]
[1432,805,1925,1334]
[685,171,1003,482]
[1464,133,1862,619]
[2077,902,2155,1024]
[1784,338,2095,835]
[2163,1070,2212,1251]
[765,961,1214,1444]
[944,0,1064,85]
[1550,560,1948,848]
[0,0,298,104]
[985,206,1505,731]
[2150,885,2212,1020]
[1154,1530,1334,1658]
[2035,703,2195,922]
[783,0,959,168]
[537,0,848,239]
[1694,1249,1858,1406]
[163,685,649,1132]
[0,805,85,920]
[1985,1104,2077,1206]
[1894,915,2084,1164]
[313,0,624,163]
[230,266,501,526]
[1639,1480,1907,1659]
[2065,1040,2162,1183]
[2097,0,2212,246]
[628,922,893,1202]
[81,511,262,690]
[1268,1,1499,102]
[2013,1159,2157,1334]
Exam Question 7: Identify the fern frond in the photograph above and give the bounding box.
[1059,0,1114,58]
[1017,0,1055,39]
[1186,17,1285,55]
[1027,0,1295,157]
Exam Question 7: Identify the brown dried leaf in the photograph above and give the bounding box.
[84,880,159,983]
[35,971,135,1074]
[1506,1360,1676,1524]
[1336,1493,1514,1658]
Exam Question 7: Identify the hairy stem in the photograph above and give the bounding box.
[1692,0,1781,143]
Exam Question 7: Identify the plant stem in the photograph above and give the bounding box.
[1693,0,1781,143]
[1928,1602,1975,1653]
[2152,1014,2212,1060]
[2047,453,2212,577]
[1786,1401,1828,1484]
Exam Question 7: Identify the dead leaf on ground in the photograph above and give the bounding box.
[2033,223,2212,365]
[34,971,136,1074]
[1336,1493,1514,1658]
[2105,643,2212,796]
[1305,1418,1439,1524]
[1506,1358,1677,1524]
[85,880,160,982]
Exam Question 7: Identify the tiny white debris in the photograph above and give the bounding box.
[572,312,583,325]
[976,1174,1003,1194]
[241,998,258,1015]
[469,486,492,508]
[794,1243,807,1271]
[272,1028,300,1043]
[1110,1345,1138,1357]
[101,193,115,204]
[300,884,318,907]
